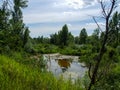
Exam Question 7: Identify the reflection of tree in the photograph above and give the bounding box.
[58,59,71,72]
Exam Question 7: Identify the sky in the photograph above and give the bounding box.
[23,0,120,37]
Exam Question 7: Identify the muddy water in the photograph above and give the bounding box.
[44,54,87,80]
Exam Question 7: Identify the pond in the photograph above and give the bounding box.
[43,53,87,81]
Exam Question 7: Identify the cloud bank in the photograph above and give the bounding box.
[22,0,119,37]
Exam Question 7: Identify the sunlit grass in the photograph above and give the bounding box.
[0,55,83,90]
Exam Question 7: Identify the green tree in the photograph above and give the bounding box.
[107,11,120,47]
[92,29,100,52]
[88,0,118,90]
[0,0,28,52]
[59,24,69,46]
[0,1,11,53]
[79,28,88,44]
[10,0,28,49]
[50,25,74,46]
[50,33,59,45]
[23,27,30,47]
[74,36,79,44]
[35,36,44,43]
[0,1,10,31]
[11,0,27,35]
[67,32,74,45]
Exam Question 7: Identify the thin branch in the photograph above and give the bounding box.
[107,0,115,18]
[93,17,103,32]
[100,1,107,17]
[88,63,92,79]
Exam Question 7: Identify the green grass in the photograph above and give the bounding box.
[0,55,83,90]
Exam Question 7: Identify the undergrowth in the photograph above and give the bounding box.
[0,55,83,90]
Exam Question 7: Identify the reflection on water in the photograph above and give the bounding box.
[58,59,71,72]
[44,54,87,80]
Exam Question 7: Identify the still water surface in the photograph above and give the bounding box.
[44,54,87,80]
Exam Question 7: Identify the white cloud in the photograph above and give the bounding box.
[67,23,72,27]
[65,0,84,9]
[53,0,98,9]
[23,0,101,25]
[29,26,61,37]
[23,8,100,24]
[22,0,107,37]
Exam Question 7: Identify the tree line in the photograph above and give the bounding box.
[34,25,88,47]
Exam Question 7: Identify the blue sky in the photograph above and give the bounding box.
[23,0,120,37]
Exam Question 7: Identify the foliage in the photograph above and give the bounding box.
[0,0,120,89]
[0,0,30,52]
[0,55,83,90]
[93,53,120,90]
[33,44,58,54]
[60,45,80,55]
[59,24,69,46]
[79,28,88,44]
[49,24,74,47]
[107,11,120,47]
[87,1,119,90]
[80,45,120,90]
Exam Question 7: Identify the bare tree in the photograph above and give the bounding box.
[88,0,118,90]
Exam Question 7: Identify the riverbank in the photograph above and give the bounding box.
[43,53,79,61]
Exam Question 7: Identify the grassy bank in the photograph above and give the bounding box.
[0,55,83,90]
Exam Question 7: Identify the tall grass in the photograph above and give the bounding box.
[0,55,83,90]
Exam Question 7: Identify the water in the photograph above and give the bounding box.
[44,54,87,80]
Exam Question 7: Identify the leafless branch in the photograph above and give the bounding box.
[107,0,116,19]
[88,63,92,79]
[93,17,103,32]
[100,1,107,17]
